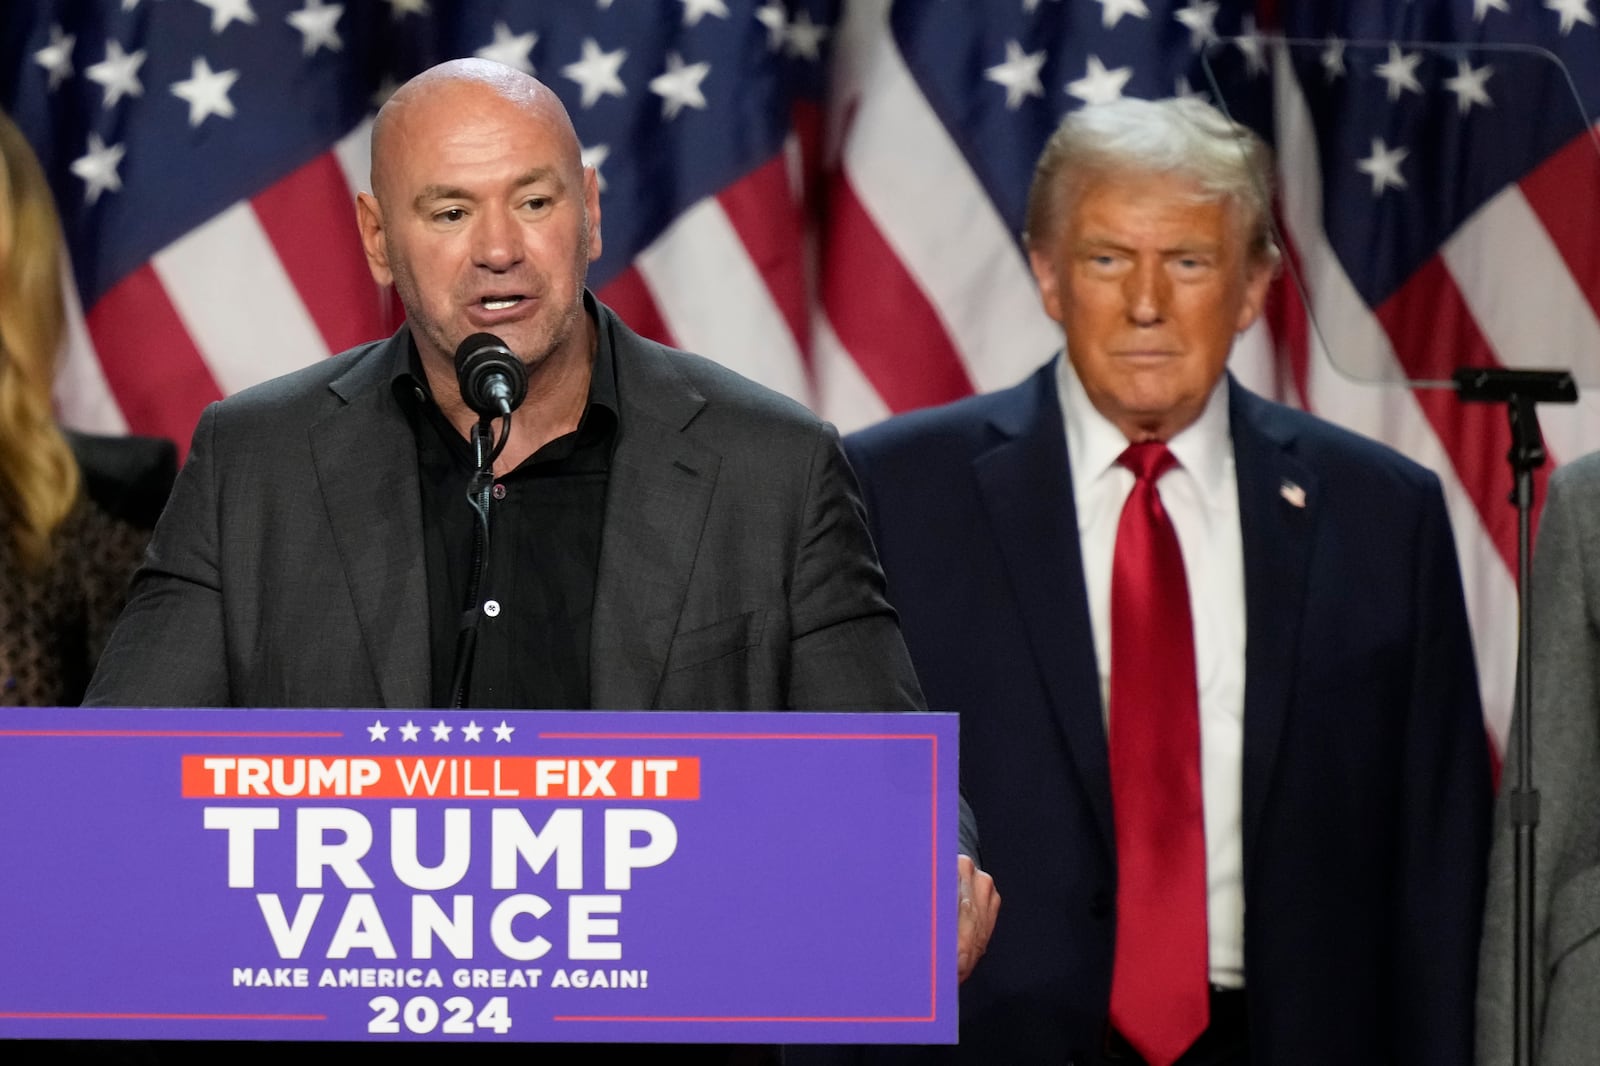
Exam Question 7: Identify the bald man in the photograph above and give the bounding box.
[86,59,995,1057]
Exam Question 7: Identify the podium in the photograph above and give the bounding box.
[0,708,957,1044]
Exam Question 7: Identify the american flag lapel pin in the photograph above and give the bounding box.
[1280,480,1307,509]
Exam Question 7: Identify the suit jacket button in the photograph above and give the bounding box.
[1090,891,1111,919]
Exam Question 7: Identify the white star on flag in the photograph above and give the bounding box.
[477,21,537,74]
[399,719,422,742]
[1375,43,1424,101]
[583,143,611,190]
[650,52,711,120]
[33,25,75,90]
[170,57,240,127]
[86,41,146,108]
[1321,36,1346,81]
[1067,55,1132,106]
[985,41,1046,110]
[1545,0,1597,36]
[493,720,515,743]
[1173,1,1219,49]
[563,38,628,108]
[461,721,484,743]
[287,0,344,56]
[430,721,453,741]
[679,0,730,27]
[385,0,429,18]
[1094,0,1150,30]
[1357,136,1410,195]
[70,133,124,204]
[1444,58,1494,114]
[1474,0,1511,19]
[194,0,258,35]
[1234,15,1267,75]
[755,1,787,50]
[785,9,829,61]
[367,720,390,742]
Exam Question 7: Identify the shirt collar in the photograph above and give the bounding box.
[1057,350,1233,500]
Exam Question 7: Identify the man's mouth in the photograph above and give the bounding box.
[480,296,524,311]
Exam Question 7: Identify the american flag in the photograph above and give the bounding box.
[4,0,1600,755]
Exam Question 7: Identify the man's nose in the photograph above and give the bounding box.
[1124,260,1168,326]
[473,207,524,271]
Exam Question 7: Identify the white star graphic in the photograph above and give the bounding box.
[385,0,429,17]
[649,52,711,120]
[399,719,422,742]
[1356,137,1409,196]
[1093,0,1150,30]
[33,25,75,91]
[1443,57,1493,114]
[170,57,239,127]
[1234,15,1267,76]
[1374,43,1423,101]
[287,0,344,56]
[1173,0,1219,49]
[1023,0,1062,11]
[785,9,828,61]
[1545,0,1597,35]
[476,21,537,74]
[461,720,484,743]
[679,0,730,27]
[1067,55,1132,107]
[371,75,400,109]
[493,720,515,743]
[367,720,390,742]
[755,0,787,50]
[985,40,1046,110]
[430,720,453,742]
[1473,0,1510,19]
[71,133,125,205]
[582,143,610,190]
[1320,36,1346,81]
[86,42,146,108]
[562,38,627,108]
[194,0,258,34]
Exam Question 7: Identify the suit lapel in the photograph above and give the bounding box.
[308,333,432,708]
[589,310,719,710]
[974,363,1116,853]
[1229,379,1317,864]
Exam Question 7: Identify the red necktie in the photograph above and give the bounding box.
[1107,442,1209,1066]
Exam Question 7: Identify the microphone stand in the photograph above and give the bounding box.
[448,414,510,710]
[1451,367,1578,1066]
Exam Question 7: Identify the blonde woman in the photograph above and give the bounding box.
[0,109,174,706]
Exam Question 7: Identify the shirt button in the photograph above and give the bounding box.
[492,482,507,500]
[483,600,501,618]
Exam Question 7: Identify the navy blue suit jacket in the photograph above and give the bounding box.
[843,360,1490,1065]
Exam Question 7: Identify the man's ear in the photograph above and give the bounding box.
[356,192,393,286]
[583,165,603,263]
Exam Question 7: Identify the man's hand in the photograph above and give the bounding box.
[957,853,999,983]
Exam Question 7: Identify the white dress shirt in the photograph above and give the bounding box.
[1057,354,1248,989]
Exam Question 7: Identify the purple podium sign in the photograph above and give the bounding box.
[0,708,957,1044]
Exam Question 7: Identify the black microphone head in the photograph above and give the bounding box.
[453,332,528,419]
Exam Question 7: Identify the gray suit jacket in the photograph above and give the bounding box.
[1480,452,1600,1066]
[86,301,925,724]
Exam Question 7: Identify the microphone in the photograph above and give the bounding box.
[453,332,528,420]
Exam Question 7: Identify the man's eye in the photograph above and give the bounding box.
[435,207,467,223]
[523,197,549,211]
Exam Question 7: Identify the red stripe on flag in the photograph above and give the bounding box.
[718,154,809,358]
[251,153,393,354]
[86,265,223,455]
[1374,256,1549,575]
[598,265,676,348]
[1518,125,1600,322]
[819,173,974,412]
[1265,214,1312,409]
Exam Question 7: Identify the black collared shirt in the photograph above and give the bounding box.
[393,304,619,710]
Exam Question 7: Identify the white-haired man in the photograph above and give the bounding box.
[843,97,1489,1066]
